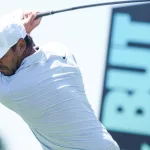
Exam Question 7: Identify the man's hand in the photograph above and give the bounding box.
[22,11,42,34]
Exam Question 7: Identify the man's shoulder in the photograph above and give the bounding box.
[41,41,78,64]
[41,41,69,58]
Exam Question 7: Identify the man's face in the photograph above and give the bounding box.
[0,49,18,76]
[0,39,26,76]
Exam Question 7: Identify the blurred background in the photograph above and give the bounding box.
[0,0,150,150]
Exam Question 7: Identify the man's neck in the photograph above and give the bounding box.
[22,47,36,61]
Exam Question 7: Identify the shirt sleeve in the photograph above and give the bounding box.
[0,9,23,23]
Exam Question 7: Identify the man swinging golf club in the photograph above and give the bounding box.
[0,10,120,150]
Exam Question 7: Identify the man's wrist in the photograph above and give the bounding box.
[22,20,31,35]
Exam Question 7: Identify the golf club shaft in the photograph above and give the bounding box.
[35,0,150,19]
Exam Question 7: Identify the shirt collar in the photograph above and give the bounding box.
[17,47,47,71]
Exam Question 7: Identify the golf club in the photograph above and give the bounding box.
[35,0,150,19]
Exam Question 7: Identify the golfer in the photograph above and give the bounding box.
[0,10,120,150]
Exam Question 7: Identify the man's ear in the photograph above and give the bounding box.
[15,38,26,55]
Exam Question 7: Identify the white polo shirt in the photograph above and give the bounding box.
[0,42,119,150]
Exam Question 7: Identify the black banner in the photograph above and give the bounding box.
[100,3,150,150]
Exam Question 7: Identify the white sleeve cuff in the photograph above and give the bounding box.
[0,8,24,22]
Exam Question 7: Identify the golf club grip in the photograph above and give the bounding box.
[35,11,54,19]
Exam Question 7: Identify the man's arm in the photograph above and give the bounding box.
[0,9,42,35]
[0,9,23,22]
[22,11,42,34]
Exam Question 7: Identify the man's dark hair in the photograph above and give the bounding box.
[24,35,35,49]
[11,34,35,51]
